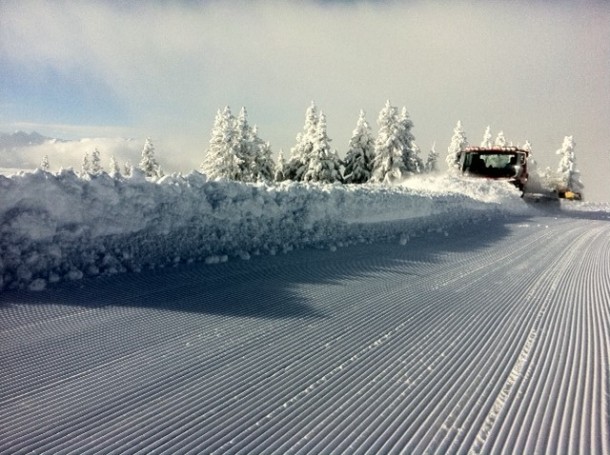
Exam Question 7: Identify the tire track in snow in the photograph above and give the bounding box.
[471,222,597,453]
[473,221,610,454]
[365,223,582,455]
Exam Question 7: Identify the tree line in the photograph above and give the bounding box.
[200,101,439,185]
[39,136,164,180]
[37,101,583,194]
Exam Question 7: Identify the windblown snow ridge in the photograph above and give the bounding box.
[0,169,529,291]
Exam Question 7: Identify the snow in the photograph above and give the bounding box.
[1,168,610,453]
[1,168,608,292]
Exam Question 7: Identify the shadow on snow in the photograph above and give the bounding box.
[0,215,529,326]
[2,200,607,325]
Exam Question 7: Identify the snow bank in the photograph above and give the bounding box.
[1,169,536,291]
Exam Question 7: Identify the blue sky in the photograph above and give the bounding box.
[1,0,609,200]
[1,63,128,126]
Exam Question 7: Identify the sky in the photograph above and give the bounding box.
[1,0,609,201]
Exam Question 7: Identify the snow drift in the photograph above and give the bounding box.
[1,169,538,291]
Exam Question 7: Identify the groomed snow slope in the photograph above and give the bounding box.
[1,169,530,292]
[1,170,609,453]
[1,209,609,454]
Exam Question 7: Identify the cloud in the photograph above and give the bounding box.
[1,0,609,200]
[0,135,143,172]
[1,121,134,140]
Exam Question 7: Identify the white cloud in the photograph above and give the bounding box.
[0,136,143,172]
[1,0,609,200]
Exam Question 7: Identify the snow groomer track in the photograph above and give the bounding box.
[1,214,609,454]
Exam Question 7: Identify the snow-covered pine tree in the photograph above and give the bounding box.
[109,156,121,177]
[81,152,91,175]
[303,111,342,183]
[123,162,132,177]
[519,140,543,191]
[556,135,584,193]
[398,106,422,175]
[412,143,425,174]
[494,131,507,147]
[225,107,276,182]
[332,149,342,173]
[235,106,255,182]
[139,138,163,178]
[343,110,375,184]
[370,100,407,183]
[274,150,286,182]
[90,148,103,175]
[285,132,303,180]
[425,142,439,173]
[481,126,493,148]
[285,102,318,181]
[250,126,275,183]
[538,165,553,189]
[201,107,242,181]
[248,124,273,182]
[40,155,50,172]
[446,120,468,173]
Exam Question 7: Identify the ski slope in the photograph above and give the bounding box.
[1,207,609,454]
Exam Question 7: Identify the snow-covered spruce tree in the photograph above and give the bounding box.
[219,106,275,183]
[520,140,543,191]
[541,165,554,188]
[332,149,342,171]
[302,111,342,183]
[370,100,407,183]
[398,106,422,175]
[40,155,50,172]
[446,120,468,173]
[90,148,103,175]
[123,162,132,177]
[494,131,507,147]
[249,125,275,183]
[412,142,424,172]
[556,135,584,193]
[343,110,375,184]
[285,101,318,181]
[81,152,91,175]
[235,106,256,182]
[109,155,121,178]
[274,150,286,182]
[285,132,303,180]
[139,138,163,179]
[481,126,493,148]
[201,107,243,181]
[425,142,439,173]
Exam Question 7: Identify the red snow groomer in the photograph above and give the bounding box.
[457,146,530,191]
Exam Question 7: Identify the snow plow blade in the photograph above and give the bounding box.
[557,189,583,201]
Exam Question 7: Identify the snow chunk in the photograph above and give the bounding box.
[28,278,47,291]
